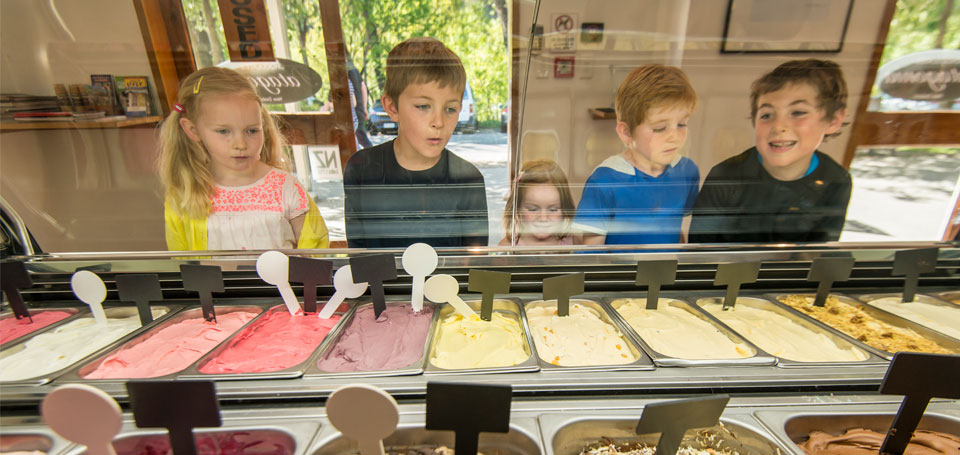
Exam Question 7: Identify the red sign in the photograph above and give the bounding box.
[218,0,275,62]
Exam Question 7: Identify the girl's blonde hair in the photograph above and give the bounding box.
[503,159,575,243]
[158,66,289,219]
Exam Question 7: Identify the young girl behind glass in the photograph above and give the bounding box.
[500,159,575,246]
[159,66,328,251]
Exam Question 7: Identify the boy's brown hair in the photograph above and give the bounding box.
[750,59,847,134]
[383,37,466,103]
[615,64,697,131]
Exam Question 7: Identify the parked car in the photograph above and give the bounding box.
[500,102,508,133]
[367,100,397,135]
[455,81,478,133]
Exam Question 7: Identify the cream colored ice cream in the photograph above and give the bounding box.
[0,308,168,381]
[866,297,960,340]
[429,311,528,369]
[701,299,868,362]
[613,298,754,359]
[526,301,636,366]
[778,295,957,354]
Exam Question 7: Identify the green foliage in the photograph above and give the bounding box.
[880,0,960,67]
[180,0,507,122]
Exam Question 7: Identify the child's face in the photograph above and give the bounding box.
[519,184,564,240]
[180,94,264,180]
[753,83,844,179]
[384,80,462,166]
[621,105,691,171]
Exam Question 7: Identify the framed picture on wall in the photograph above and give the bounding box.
[721,0,854,53]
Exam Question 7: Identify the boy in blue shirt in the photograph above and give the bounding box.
[343,38,488,248]
[574,64,700,245]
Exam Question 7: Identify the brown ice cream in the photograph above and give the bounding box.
[799,428,960,455]
[778,295,956,355]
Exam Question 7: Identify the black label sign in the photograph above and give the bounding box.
[222,58,324,103]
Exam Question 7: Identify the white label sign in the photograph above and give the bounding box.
[308,145,342,181]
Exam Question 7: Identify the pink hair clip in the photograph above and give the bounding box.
[172,103,185,113]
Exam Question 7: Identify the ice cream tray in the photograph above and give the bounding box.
[57,411,320,455]
[855,293,960,342]
[423,297,541,375]
[523,298,654,373]
[693,295,889,368]
[55,303,271,384]
[303,300,438,379]
[1,307,84,351]
[0,305,182,386]
[753,403,960,455]
[7,390,960,455]
[178,302,355,381]
[602,293,777,367]
[765,293,960,359]
[0,424,72,455]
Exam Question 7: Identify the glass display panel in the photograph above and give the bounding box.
[0,0,957,254]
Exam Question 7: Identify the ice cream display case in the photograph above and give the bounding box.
[1,245,959,455]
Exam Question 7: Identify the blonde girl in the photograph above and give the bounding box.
[159,66,328,251]
[500,159,576,246]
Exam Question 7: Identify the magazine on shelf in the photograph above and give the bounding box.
[90,75,123,115]
[114,76,155,117]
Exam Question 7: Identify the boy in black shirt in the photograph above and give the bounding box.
[344,38,488,248]
[689,59,851,244]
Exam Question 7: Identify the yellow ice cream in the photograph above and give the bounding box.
[701,299,868,362]
[430,312,528,369]
[613,298,754,359]
[526,301,636,366]
[867,297,960,340]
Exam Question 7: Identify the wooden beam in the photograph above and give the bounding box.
[132,0,197,115]
[842,0,897,168]
[851,112,960,147]
[318,0,357,167]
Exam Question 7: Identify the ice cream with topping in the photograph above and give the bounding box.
[778,294,956,354]
[526,300,636,366]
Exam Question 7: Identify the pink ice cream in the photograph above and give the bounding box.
[198,305,341,374]
[108,430,294,455]
[83,310,257,379]
[1,310,73,344]
[316,303,434,372]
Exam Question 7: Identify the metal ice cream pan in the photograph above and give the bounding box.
[766,293,960,359]
[0,305,180,386]
[308,416,543,455]
[0,428,71,455]
[61,420,320,455]
[935,291,960,306]
[179,303,354,381]
[1,307,84,351]
[57,304,267,383]
[424,298,540,375]
[753,408,960,455]
[305,300,438,378]
[539,412,787,455]
[604,294,776,367]
[523,299,653,372]
[856,293,960,341]
[693,296,885,368]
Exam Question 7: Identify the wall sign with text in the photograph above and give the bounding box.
[219,58,323,104]
[218,0,276,62]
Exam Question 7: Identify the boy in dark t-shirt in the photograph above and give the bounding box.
[689,59,851,244]
[344,38,488,248]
